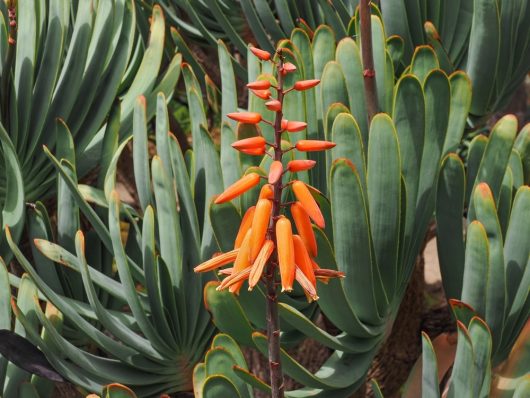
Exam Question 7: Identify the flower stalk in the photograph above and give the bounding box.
[194,45,344,398]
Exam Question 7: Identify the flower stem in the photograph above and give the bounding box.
[360,0,378,121]
[265,52,286,398]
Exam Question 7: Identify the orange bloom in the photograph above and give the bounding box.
[287,159,316,172]
[250,46,271,61]
[239,147,266,156]
[293,79,320,91]
[251,89,272,100]
[215,173,261,204]
[247,81,271,90]
[281,119,288,131]
[259,184,274,199]
[276,217,295,292]
[268,161,283,184]
[194,249,239,272]
[291,202,317,257]
[250,199,272,262]
[293,235,316,287]
[234,206,255,249]
[218,268,252,291]
[291,181,325,228]
[249,240,274,290]
[295,140,336,152]
[227,112,262,124]
[295,267,318,301]
[265,99,282,112]
[232,136,266,150]
[229,229,252,294]
[286,121,307,133]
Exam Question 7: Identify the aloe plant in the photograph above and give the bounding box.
[437,117,530,365]
[0,1,180,262]
[380,0,530,120]
[5,93,218,396]
[0,263,64,397]
[200,12,473,396]
[399,307,493,398]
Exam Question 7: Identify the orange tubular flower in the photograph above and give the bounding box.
[287,159,316,172]
[239,147,266,155]
[276,217,295,292]
[249,240,274,290]
[291,181,325,228]
[229,229,253,294]
[293,79,320,91]
[286,121,307,133]
[234,206,255,249]
[247,80,271,90]
[215,173,261,204]
[265,99,282,112]
[295,267,318,302]
[291,202,318,257]
[250,199,273,262]
[259,184,274,199]
[194,249,239,273]
[281,119,288,131]
[293,235,316,287]
[250,46,271,60]
[251,89,271,100]
[227,112,262,124]
[232,136,266,150]
[295,140,336,152]
[268,161,283,184]
[218,268,252,291]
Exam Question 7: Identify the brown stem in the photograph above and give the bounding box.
[360,0,378,122]
[264,52,285,398]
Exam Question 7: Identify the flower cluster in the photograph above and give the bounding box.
[194,46,344,301]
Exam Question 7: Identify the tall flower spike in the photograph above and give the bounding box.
[250,199,273,263]
[227,112,262,124]
[276,217,295,292]
[215,173,261,204]
[291,181,325,228]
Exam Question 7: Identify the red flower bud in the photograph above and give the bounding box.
[293,79,320,91]
[265,99,282,112]
[286,121,307,133]
[287,160,316,172]
[295,140,336,152]
[282,62,297,74]
[227,112,262,124]
[247,81,271,90]
[231,136,266,150]
[249,46,271,61]
[251,89,271,100]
